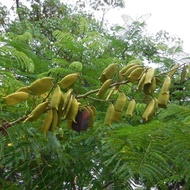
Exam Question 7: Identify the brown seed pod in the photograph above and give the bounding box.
[71,108,90,133]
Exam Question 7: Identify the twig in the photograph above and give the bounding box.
[76,80,128,99]
[156,63,185,77]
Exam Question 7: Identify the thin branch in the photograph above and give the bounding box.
[85,96,113,102]
[76,80,128,99]
[156,63,185,77]
[0,116,27,135]
[16,0,22,21]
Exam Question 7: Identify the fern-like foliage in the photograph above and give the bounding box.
[158,103,190,122]
[0,124,74,189]
[101,120,190,189]
[0,46,34,73]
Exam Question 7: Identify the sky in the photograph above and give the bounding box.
[1,0,190,54]
[105,0,190,54]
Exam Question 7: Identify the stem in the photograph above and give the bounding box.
[76,80,128,99]
[156,63,185,77]
[85,96,113,102]
[16,0,22,21]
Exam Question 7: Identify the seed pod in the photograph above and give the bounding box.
[106,88,115,100]
[136,72,146,91]
[180,65,186,83]
[98,73,107,83]
[167,64,179,78]
[120,63,138,75]
[41,109,53,138]
[99,63,118,82]
[58,92,64,114]
[50,86,62,110]
[122,65,141,78]
[143,77,156,95]
[24,101,48,122]
[158,91,169,109]
[63,95,73,118]
[104,103,114,126]
[16,86,31,93]
[65,97,80,122]
[112,110,122,122]
[86,106,95,127]
[56,93,64,126]
[142,98,156,122]
[49,109,59,134]
[71,108,90,132]
[96,79,113,99]
[126,99,136,116]
[28,77,54,95]
[3,92,30,106]
[127,67,144,83]
[144,68,155,84]
[62,89,73,111]
[114,92,127,112]
[58,73,80,89]
[188,64,190,78]
[160,76,171,94]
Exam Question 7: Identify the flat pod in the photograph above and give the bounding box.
[50,85,62,110]
[127,67,144,83]
[16,86,31,93]
[136,72,146,91]
[86,106,95,127]
[120,63,137,75]
[65,97,80,122]
[63,95,73,119]
[143,77,156,95]
[122,65,141,78]
[96,79,113,99]
[28,77,54,95]
[3,92,30,106]
[24,101,48,122]
[41,109,53,137]
[58,73,80,89]
[126,99,136,116]
[104,103,114,126]
[142,98,156,121]
[112,110,122,122]
[114,92,127,112]
[160,76,171,94]
[144,68,155,84]
[158,91,169,109]
[49,109,59,134]
[71,109,90,132]
[100,63,118,81]
[180,65,187,83]
[62,89,73,111]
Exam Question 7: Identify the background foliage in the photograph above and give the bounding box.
[0,0,190,189]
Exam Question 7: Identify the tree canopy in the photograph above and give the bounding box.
[0,0,190,189]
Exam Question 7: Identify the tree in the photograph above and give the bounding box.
[0,0,190,189]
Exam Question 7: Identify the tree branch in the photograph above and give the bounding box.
[76,80,128,99]
[16,0,22,21]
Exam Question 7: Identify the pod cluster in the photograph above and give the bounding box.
[3,61,189,134]
[3,74,95,137]
[98,61,189,125]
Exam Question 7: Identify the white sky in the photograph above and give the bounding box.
[105,0,190,54]
[1,0,190,54]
